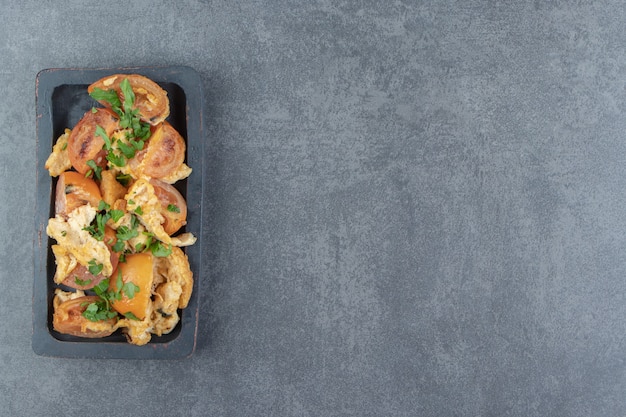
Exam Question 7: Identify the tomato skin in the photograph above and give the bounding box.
[88,74,170,125]
[129,122,185,179]
[61,227,120,290]
[53,296,117,338]
[150,179,187,235]
[67,108,120,174]
[55,171,102,217]
[110,253,154,320]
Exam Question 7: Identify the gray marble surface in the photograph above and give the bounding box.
[2,0,625,415]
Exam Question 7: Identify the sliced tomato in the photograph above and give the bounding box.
[88,74,170,125]
[110,252,154,320]
[150,179,187,235]
[67,108,120,174]
[128,121,186,179]
[53,295,117,338]
[55,171,103,217]
[61,227,120,290]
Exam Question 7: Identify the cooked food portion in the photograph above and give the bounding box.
[45,74,195,345]
[47,205,114,278]
[67,108,120,174]
[44,128,72,176]
[88,73,170,125]
[55,171,102,218]
[53,294,118,338]
[125,121,189,181]
[151,179,187,235]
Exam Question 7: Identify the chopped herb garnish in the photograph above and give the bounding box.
[82,300,117,322]
[89,88,122,109]
[87,259,104,276]
[106,152,126,167]
[74,276,93,286]
[98,200,110,211]
[134,206,143,215]
[122,282,140,299]
[109,209,125,223]
[116,173,132,186]
[117,140,137,159]
[61,142,68,151]
[150,241,172,257]
[167,204,180,213]
[112,240,125,253]
[116,225,138,241]
[123,311,140,321]
[85,160,102,180]
[95,125,112,150]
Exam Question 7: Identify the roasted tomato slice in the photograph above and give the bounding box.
[110,253,154,320]
[129,122,186,179]
[67,108,120,174]
[88,74,170,125]
[61,227,121,290]
[53,295,117,338]
[55,171,103,217]
[150,179,187,235]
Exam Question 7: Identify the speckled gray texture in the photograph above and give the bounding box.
[2,0,626,415]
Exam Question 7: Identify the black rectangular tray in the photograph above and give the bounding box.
[33,66,204,359]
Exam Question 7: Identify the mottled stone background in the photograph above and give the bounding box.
[2,1,626,415]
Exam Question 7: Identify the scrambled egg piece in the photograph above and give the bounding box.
[53,289,86,306]
[155,246,193,308]
[151,282,182,336]
[171,232,197,247]
[46,205,113,277]
[99,169,128,207]
[124,178,171,244]
[160,163,192,184]
[51,245,79,284]
[44,129,72,177]
[116,303,154,346]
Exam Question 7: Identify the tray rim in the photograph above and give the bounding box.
[32,66,204,359]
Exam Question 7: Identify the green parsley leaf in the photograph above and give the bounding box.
[112,240,125,253]
[61,142,68,151]
[106,152,126,167]
[82,300,117,322]
[116,225,139,241]
[109,209,125,223]
[116,173,132,186]
[120,78,136,111]
[89,88,122,109]
[132,138,145,150]
[167,204,180,213]
[95,125,112,150]
[91,107,98,114]
[85,160,102,180]
[98,200,110,211]
[88,259,104,276]
[122,282,140,299]
[123,311,140,321]
[134,206,143,215]
[150,241,172,257]
[93,278,110,297]
[74,276,93,286]
[117,140,137,159]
